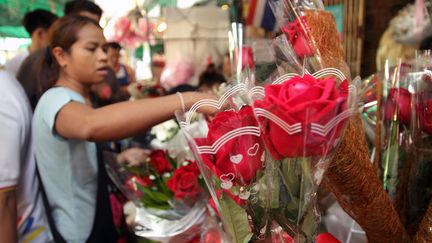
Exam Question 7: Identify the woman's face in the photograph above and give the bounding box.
[63,24,108,84]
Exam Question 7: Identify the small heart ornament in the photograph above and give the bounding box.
[247,143,259,156]
[230,154,243,164]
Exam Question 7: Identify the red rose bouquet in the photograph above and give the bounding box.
[176,66,356,242]
[406,51,432,234]
[358,62,414,202]
[105,149,205,211]
[177,83,267,242]
[104,148,216,242]
[249,69,356,242]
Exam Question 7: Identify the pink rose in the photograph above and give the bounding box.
[384,88,411,125]
[196,106,264,186]
[254,74,349,158]
[282,16,314,58]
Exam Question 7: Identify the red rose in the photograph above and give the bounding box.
[124,175,153,198]
[254,74,349,158]
[197,106,264,186]
[384,88,411,125]
[282,16,314,58]
[149,150,172,174]
[417,98,432,134]
[166,163,202,199]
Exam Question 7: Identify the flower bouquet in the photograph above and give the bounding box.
[266,1,410,241]
[378,62,413,202]
[250,69,357,242]
[104,148,216,242]
[176,60,357,242]
[405,51,432,236]
[176,82,263,242]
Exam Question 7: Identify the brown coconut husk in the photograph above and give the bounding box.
[324,114,410,243]
[414,201,432,242]
[302,8,409,242]
[304,10,350,77]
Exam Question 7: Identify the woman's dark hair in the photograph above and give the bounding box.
[37,15,102,95]
[198,63,227,88]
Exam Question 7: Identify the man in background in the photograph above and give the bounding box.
[4,9,57,76]
[64,0,103,22]
[0,70,51,243]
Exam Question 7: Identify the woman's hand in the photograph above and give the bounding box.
[116,147,150,166]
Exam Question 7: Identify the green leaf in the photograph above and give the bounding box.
[219,194,253,243]
[141,186,172,202]
[382,120,400,198]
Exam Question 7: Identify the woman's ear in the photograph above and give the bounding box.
[52,47,68,68]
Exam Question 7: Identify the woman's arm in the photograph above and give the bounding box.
[55,92,215,141]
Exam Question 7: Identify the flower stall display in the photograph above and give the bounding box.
[267,0,411,242]
[176,62,356,242]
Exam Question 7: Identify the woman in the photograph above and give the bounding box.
[33,16,215,243]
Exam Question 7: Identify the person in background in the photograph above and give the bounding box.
[198,63,227,94]
[17,0,128,108]
[106,42,137,97]
[4,9,57,76]
[0,71,51,243]
[64,0,103,22]
[32,15,216,243]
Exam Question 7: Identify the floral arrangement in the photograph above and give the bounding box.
[108,8,154,48]
[177,65,356,242]
[105,148,220,242]
[114,149,205,210]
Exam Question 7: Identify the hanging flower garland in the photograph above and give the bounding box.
[109,7,154,48]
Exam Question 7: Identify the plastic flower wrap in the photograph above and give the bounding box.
[269,0,347,75]
[268,1,409,241]
[104,149,215,242]
[249,69,357,241]
[406,51,432,236]
[176,83,264,243]
[360,62,414,201]
[228,23,256,83]
[176,67,354,241]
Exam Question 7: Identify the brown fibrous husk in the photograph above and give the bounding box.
[414,201,432,243]
[324,114,410,243]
